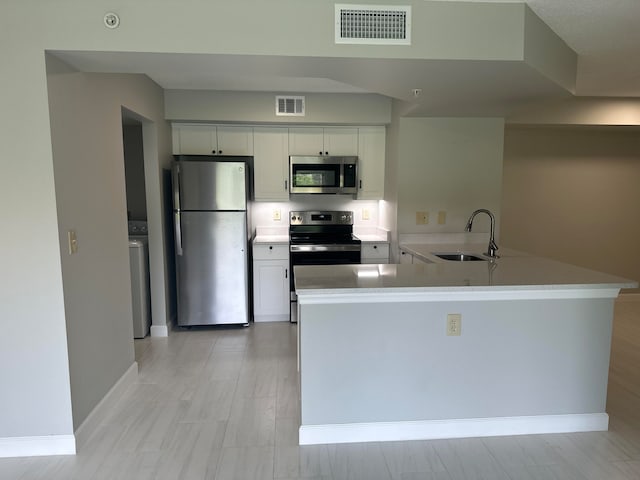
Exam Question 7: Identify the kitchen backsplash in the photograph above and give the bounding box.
[251,197,381,232]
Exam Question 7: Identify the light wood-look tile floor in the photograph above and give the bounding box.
[2,299,640,479]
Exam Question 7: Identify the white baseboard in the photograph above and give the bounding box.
[74,362,138,450]
[150,324,169,337]
[0,362,139,458]
[0,434,76,458]
[299,413,609,445]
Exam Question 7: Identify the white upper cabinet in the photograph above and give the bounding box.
[323,127,359,156]
[173,124,253,156]
[288,127,358,156]
[253,127,289,201]
[216,126,254,155]
[357,126,386,200]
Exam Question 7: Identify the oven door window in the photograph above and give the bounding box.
[291,164,340,193]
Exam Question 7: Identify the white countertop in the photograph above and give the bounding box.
[356,234,389,243]
[294,249,636,295]
[253,235,289,245]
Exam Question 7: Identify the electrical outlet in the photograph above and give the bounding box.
[438,211,447,225]
[362,208,370,220]
[68,230,78,255]
[416,211,429,225]
[272,209,281,221]
[447,313,461,336]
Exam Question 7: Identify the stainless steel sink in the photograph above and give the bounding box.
[432,253,487,262]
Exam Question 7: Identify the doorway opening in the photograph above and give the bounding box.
[122,109,151,339]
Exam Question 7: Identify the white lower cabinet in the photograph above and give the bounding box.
[399,250,414,264]
[361,243,390,264]
[253,244,290,322]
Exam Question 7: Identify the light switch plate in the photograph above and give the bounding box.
[362,208,370,220]
[272,209,281,221]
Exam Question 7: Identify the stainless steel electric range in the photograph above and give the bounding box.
[289,210,361,309]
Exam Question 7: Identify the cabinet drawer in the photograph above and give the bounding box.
[253,244,289,260]
[361,243,390,259]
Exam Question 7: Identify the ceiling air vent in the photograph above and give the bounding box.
[276,96,305,116]
[335,4,411,45]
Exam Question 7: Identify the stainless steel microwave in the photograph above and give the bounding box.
[289,156,358,194]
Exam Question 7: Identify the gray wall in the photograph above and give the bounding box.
[501,125,640,292]
[123,124,147,221]
[46,55,172,430]
[397,117,505,234]
[300,297,613,425]
[165,90,391,124]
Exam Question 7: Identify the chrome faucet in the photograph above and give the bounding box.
[465,209,499,258]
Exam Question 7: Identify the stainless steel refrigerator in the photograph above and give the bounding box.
[172,158,250,326]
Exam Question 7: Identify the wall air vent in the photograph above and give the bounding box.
[335,4,411,45]
[276,96,305,116]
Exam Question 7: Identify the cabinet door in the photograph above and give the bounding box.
[361,243,390,264]
[324,127,359,156]
[399,250,413,264]
[173,124,216,155]
[253,259,290,322]
[253,127,289,201]
[288,127,324,155]
[216,126,254,155]
[357,126,386,200]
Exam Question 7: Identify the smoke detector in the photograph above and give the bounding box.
[104,12,120,29]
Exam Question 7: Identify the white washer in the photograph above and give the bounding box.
[129,237,151,338]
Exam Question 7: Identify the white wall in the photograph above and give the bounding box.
[46,55,172,430]
[397,117,505,235]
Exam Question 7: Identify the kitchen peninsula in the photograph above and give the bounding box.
[294,249,636,446]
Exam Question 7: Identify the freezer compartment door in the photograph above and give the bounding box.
[175,160,247,211]
[176,211,248,326]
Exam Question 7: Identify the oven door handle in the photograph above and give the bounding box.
[290,244,361,253]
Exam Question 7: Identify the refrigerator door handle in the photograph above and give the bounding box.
[175,211,183,256]
[172,163,181,212]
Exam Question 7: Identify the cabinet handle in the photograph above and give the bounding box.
[319,151,323,155]
[211,150,216,154]
[359,180,362,189]
[373,245,377,249]
[218,150,222,154]
[325,151,329,155]
[284,180,288,191]
[269,245,273,250]
[285,269,288,279]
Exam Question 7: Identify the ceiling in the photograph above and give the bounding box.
[53,0,640,117]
